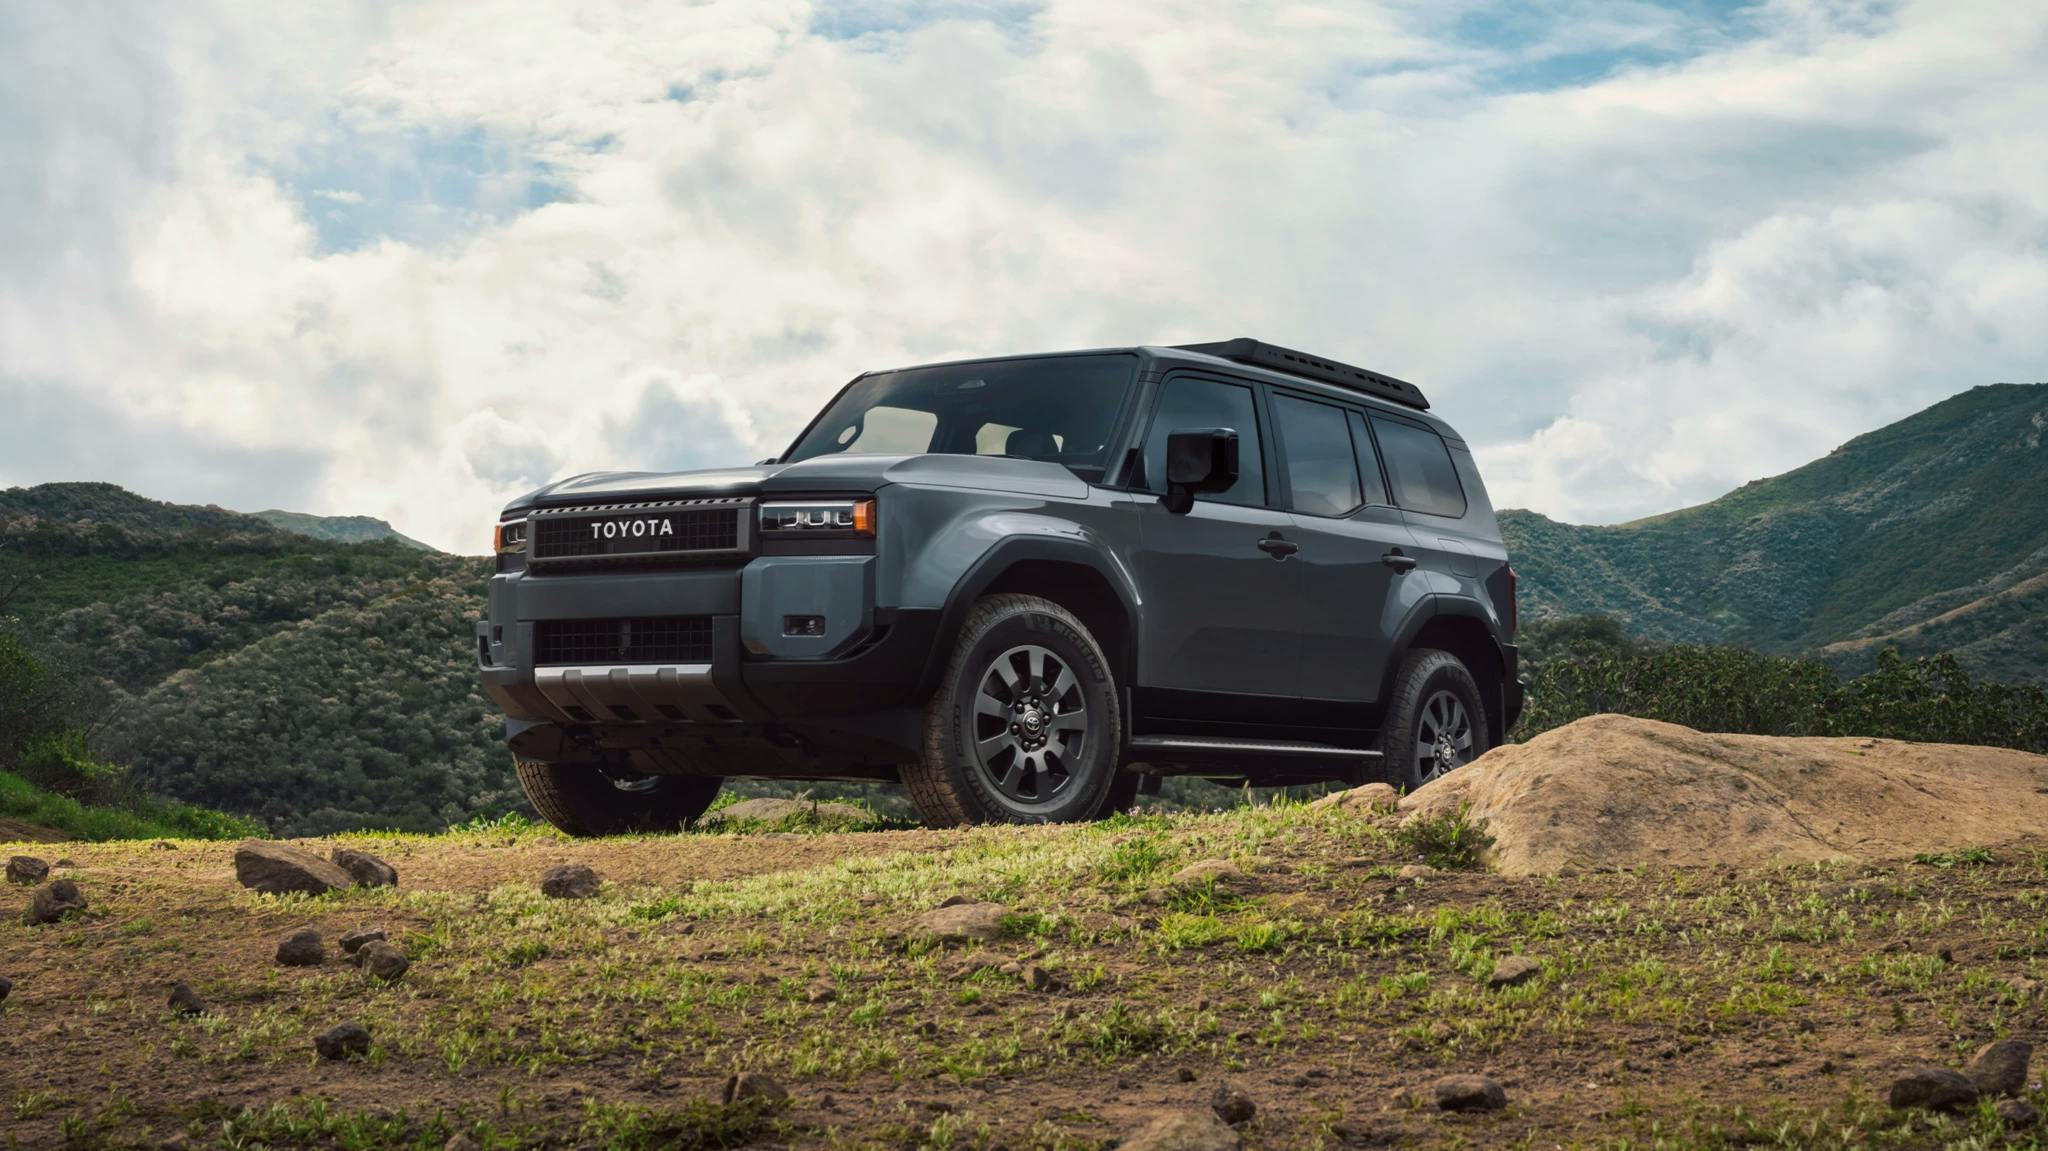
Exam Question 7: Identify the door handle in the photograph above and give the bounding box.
[1257,534,1299,559]
[1381,549,1418,573]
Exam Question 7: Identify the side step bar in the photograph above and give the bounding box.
[1128,736,1381,760]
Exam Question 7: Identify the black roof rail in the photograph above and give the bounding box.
[1171,338,1430,411]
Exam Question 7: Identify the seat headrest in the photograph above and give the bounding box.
[1005,429,1061,459]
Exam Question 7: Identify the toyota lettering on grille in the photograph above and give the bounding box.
[591,518,675,540]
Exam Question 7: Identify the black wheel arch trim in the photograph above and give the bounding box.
[1387,593,1515,746]
[914,535,1142,703]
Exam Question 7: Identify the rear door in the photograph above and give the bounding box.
[1129,372,1302,707]
[1272,393,1420,703]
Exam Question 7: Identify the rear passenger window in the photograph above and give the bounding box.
[1273,394,1361,516]
[1371,416,1467,517]
[1346,411,1390,506]
[1142,376,1265,507]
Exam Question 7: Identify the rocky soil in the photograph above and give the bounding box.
[1,722,2045,1147]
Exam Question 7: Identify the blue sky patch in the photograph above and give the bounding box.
[281,122,571,253]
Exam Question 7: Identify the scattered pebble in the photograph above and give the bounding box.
[1177,1067,1198,1083]
[1398,864,1437,880]
[805,984,837,1004]
[357,940,410,981]
[1433,1074,1508,1112]
[1488,955,1543,988]
[1887,1066,1979,1111]
[913,901,1007,945]
[314,1022,371,1061]
[168,982,207,1016]
[1170,860,1243,887]
[1998,1099,2042,1128]
[1210,1084,1256,1125]
[1120,1111,1242,1151]
[540,864,600,900]
[331,848,398,888]
[339,927,386,955]
[275,928,325,967]
[1965,1039,2033,1097]
[722,1071,789,1105]
[23,879,87,926]
[6,855,49,885]
[0,975,12,1001]
[1022,963,1060,992]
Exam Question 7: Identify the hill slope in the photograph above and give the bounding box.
[256,509,435,551]
[1502,383,2048,682]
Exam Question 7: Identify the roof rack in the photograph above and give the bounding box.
[1171,338,1429,411]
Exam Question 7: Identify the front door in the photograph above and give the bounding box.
[1129,373,1302,708]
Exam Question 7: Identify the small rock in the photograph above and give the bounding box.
[913,901,1008,945]
[339,927,386,955]
[540,863,600,899]
[275,928,325,967]
[1398,864,1436,880]
[314,1022,371,1060]
[1210,1084,1256,1125]
[1022,964,1060,992]
[357,940,410,981]
[331,848,398,888]
[806,984,837,1004]
[1308,783,1400,813]
[6,855,49,885]
[444,1135,482,1151]
[0,975,12,1001]
[1965,1039,2033,1097]
[233,840,354,896]
[168,981,207,1016]
[1433,1074,1508,1112]
[2006,976,2042,999]
[1488,955,1542,988]
[722,1072,789,1105]
[1328,1119,1373,1145]
[936,894,971,908]
[23,878,87,925]
[52,858,72,868]
[1120,1111,1242,1151]
[1998,1099,2042,1128]
[1171,860,1243,887]
[1887,1066,1979,1111]
[1177,1067,1198,1083]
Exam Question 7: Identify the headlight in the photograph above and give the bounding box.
[493,517,528,554]
[759,498,876,538]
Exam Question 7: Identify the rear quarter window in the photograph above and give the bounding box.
[1371,416,1467,518]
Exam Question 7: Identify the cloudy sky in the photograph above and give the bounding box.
[2,0,2043,553]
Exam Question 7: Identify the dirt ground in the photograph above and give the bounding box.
[3,804,2046,1149]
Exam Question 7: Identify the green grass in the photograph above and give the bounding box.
[0,768,262,842]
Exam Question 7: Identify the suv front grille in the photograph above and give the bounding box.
[533,617,714,666]
[527,499,750,566]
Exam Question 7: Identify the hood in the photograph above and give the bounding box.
[504,453,1090,511]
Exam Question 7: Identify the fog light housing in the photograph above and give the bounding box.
[783,614,827,638]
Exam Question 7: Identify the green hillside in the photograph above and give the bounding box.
[1501,382,2048,683]
[256,509,436,551]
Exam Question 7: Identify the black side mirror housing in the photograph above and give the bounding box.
[1163,428,1240,514]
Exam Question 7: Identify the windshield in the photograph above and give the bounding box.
[784,353,1140,481]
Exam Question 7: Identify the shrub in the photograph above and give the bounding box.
[1393,803,1494,870]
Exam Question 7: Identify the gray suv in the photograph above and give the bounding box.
[480,340,1523,833]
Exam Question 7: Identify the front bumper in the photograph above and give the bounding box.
[477,557,938,730]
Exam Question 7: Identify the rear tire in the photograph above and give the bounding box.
[514,757,722,837]
[1378,649,1490,792]
[906,594,1123,826]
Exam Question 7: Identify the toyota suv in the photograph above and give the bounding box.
[479,339,1523,833]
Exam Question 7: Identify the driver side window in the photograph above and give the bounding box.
[1141,377,1265,507]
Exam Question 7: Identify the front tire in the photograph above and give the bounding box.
[906,594,1123,826]
[514,758,722,837]
[1378,649,1490,791]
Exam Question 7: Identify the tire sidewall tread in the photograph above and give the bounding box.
[1379,648,1490,792]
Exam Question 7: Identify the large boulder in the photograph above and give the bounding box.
[233,840,354,896]
[1399,715,2048,876]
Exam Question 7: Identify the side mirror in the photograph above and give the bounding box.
[1163,428,1239,514]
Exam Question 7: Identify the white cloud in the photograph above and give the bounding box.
[0,0,2043,550]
